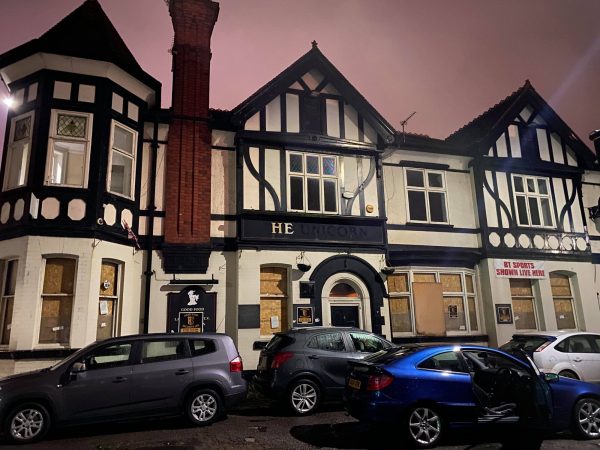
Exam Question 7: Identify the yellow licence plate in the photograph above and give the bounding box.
[348,378,361,389]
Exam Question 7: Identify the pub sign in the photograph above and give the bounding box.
[167,286,216,333]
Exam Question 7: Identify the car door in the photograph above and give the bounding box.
[563,335,597,381]
[129,338,193,413]
[60,341,136,422]
[305,331,351,395]
[347,331,391,360]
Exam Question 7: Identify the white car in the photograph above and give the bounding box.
[500,331,600,382]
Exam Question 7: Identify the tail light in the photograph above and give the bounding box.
[535,341,552,352]
[230,356,243,372]
[366,373,394,391]
[271,352,293,369]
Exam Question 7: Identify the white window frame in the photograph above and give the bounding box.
[510,278,539,331]
[511,174,554,228]
[45,109,93,188]
[287,152,339,214]
[404,168,449,224]
[3,111,34,191]
[0,259,18,346]
[388,269,480,337]
[550,273,578,331]
[107,120,137,199]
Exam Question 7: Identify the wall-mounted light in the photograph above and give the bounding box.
[588,197,600,221]
[296,251,311,272]
[2,97,14,108]
[379,254,395,275]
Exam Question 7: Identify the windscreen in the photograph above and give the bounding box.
[264,334,294,352]
[500,335,553,354]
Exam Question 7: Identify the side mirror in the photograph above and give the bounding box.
[70,361,86,378]
[544,372,559,383]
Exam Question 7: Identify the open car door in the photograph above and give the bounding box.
[461,349,552,428]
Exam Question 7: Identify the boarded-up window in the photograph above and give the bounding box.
[550,273,576,330]
[413,282,445,336]
[39,258,75,344]
[388,273,411,334]
[260,267,288,336]
[510,279,537,330]
[97,261,120,341]
[441,274,465,332]
[414,273,436,283]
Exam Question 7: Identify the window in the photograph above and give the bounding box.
[45,110,92,187]
[388,271,479,337]
[260,267,288,336]
[418,351,466,373]
[141,340,187,363]
[0,260,17,345]
[405,169,448,223]
[97,261,121,341]
[510,279,537,330]
[511,175,553,227]
[555,336,594,353]
[288,152,338,213]
[190,339,216,357]
[349,332,388,353]
[39,258,76,344]
[82,342,132,370]
[307,332,345,352]
[3,111,34,190]
[550,273,576,330]
[108,121,137,198]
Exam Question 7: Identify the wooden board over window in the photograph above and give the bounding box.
[388,273,408,293]
[413,282,444,336]
[260,267,288,335]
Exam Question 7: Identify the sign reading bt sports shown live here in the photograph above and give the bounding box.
[494,259,546,279]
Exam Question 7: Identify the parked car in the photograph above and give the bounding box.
[344,344,600,448]
[252,327,394,414]
[0,333,246,444]
[500,331,600,382]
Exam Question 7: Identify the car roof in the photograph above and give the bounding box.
[97,332,231,344]
[511,331,600,339]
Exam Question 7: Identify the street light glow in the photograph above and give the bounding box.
[2,97,14,108]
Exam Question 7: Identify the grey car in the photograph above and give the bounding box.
[253,327,394,415]
[0,333,246,443]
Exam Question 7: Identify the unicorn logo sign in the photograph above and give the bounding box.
[187,290,199,306]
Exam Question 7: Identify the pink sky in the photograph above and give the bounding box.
[1,0,599,150]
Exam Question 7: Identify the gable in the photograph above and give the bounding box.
[232,46,395,147]
[485,103,578,167]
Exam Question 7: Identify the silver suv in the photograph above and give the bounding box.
[0,333,246,443]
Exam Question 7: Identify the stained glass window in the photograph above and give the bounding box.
[57,114,87,138]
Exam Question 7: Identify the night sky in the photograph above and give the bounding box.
[1,0,599,151]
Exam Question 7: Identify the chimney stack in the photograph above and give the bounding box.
[163,0,219,273]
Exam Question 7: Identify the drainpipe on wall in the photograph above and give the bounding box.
[142,116,160,333]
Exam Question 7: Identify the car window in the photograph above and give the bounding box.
[590,336,600,353]
[265,334,294,351]
[141,339,188,363]
[190,339,216,356]
[307,332,345,352]
[349,332,387,353]
[83,343,132,370]
[463,350,523,371]
[559,336,595,354]
[418,351,466,373]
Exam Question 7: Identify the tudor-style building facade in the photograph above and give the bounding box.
[0,0,598,373]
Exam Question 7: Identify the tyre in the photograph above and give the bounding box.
[288,379,320,415]
[186,389,223,426]
[406,405,443,448]
[5,402,50,444]
[558,370,579,380]
[572,397,600,440]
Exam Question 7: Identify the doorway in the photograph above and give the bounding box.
[322,273,370,330]
[331,305,360,327]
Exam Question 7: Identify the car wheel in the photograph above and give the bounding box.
[289,379,320,415]
[407,405,443,448]
[572,397,600,439]
[558,370,579,380]
[186,389,223,426]
[5,402,50,444]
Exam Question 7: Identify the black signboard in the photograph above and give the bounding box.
[240,215,385,246]
[167,286,216,333]
[297,306,313,325]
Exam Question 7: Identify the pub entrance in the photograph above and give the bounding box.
[322,273,370,330]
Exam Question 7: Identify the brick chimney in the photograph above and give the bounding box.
[163,0,219,273]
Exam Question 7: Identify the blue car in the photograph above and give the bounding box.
[344,344,600,448]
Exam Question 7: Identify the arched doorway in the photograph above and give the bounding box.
[322,273,371,329]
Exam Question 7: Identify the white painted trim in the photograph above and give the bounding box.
[321,273,371,330]
[107,120,138,200]
[1,53,156,106]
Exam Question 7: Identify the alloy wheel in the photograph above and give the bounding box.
[190,393,218,422]
[577,399,600,438]
[408,407,442,447]
[291,382,318,414]
[10,408,44,441]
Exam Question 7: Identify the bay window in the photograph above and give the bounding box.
[108,121,137,198]
[45,110,92,188]
[3,111,34,190]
